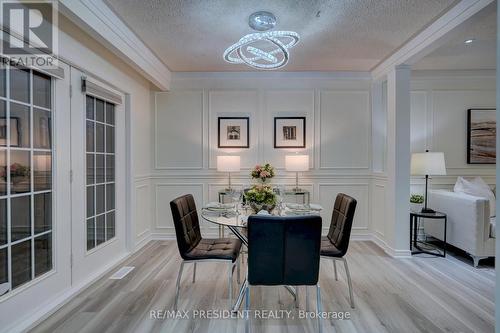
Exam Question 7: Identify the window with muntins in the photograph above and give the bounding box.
[86,95,115,251]
[0,65,53,296]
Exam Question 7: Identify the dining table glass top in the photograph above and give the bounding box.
[200,203,323,228]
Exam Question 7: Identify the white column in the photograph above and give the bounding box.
[385,64,411,255]
[495,1,499,328]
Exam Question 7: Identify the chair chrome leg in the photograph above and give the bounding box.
[245,285,250,333]
[342,258,355,309]
[192,262,196,283]
[316,285,323,333]
[332,259,338,281]
[295,286,300,308]
[228,262,234,308]
[237,257,241,284]
[174,261,185,311]
[306,286,310,312]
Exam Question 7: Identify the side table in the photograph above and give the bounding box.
[410,210,447,257]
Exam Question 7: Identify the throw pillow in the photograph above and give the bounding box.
[454,176,496,217]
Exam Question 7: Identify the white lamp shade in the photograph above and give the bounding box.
[217,156,240,172]
[411,152,446,176]
[285,155,309,172]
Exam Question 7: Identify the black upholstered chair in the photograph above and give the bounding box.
[170,194,242,310]
[245,215,323,332]
[321,193,357,308]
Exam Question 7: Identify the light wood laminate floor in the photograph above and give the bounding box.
[32,241,495,333]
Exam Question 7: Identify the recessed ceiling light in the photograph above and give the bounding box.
[464,38,475,44]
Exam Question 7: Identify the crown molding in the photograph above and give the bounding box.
[172,71,372,80]
[59,0,171,91]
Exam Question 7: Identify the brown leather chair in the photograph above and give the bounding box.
[170,194,242,310]
[321,193,357,308]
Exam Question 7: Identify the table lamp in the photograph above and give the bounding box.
[411,151,446,213]
[285,154,309,191]
[217,155,240,190]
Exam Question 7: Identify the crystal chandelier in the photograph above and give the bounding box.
[223,11,300,70]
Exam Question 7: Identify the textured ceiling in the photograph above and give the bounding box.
[105,0,458,72]
[414,2,496,71]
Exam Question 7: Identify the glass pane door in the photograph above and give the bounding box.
[0,65,53,295]
[85,96,115,251]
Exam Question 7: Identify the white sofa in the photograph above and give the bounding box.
[425,190,495,267]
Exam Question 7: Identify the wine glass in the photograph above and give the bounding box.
[229,186,242,214]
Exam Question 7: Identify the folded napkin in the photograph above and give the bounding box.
[205,202,221,208]
[204,202,234,209]
[309,204,323,211]
[285,203,323,211]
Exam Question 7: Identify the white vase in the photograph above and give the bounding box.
[410,203,422,212]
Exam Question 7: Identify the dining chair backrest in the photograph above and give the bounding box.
[247,215,322,286]
[327,193,357,256]
[170,194,202,259]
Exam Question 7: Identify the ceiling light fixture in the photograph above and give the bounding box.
[464,38,475,44]
[223,11,299,70]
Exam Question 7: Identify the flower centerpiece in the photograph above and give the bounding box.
[3,163,30,184]
[244,184,277,213]
[251,163,275,183]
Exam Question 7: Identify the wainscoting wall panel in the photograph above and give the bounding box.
[154,183,205,232]
[318,183,370,232]
[155,91,204,169]
[319,91,370,169]
[208,90,259,169]
[152,73,373,237]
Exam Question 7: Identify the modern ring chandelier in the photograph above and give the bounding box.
[223,11,300,70]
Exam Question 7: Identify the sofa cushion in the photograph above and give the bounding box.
[454,176,495,218]
[490,217,496,238]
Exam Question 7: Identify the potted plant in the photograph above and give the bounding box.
[244,184,277,213]
[251,163,275,183]
[410,194,424,212]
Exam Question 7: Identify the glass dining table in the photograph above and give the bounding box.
[201,205,321,311]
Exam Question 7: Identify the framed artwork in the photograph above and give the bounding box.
[0,118,19,147]
[467,108,496,164]
[274,117,306,148]
[218,117,249,148]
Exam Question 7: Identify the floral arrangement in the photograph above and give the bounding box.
[251,163,275,182]
[410,194,424,204]
[2,163,30,179]
[244,184,277,213]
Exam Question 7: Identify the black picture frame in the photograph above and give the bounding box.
[218,117,250,148]
[274,117,306,148]
[467,108,496,164]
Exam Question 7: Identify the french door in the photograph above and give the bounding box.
[0,64,128,327]
[69,67,127,284]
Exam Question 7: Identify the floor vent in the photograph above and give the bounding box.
[109,266,135,280]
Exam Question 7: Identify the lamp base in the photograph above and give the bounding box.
[420,207,436,214]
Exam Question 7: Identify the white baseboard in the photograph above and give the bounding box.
[371,233,412,258]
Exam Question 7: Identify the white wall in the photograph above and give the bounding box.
[152,72,372,238]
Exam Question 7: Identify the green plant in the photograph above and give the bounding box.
[244,184,277,205]
[410,194,424,204]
